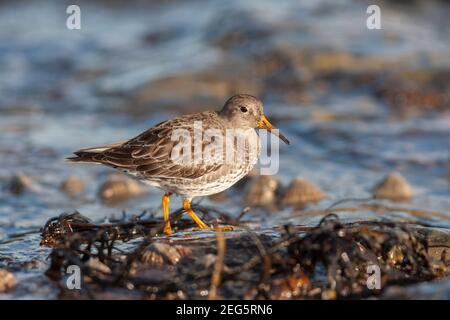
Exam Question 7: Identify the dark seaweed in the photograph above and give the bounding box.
[40,210,449,299]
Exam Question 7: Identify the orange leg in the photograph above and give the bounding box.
[183,198,209,230]
[162,193,172,235]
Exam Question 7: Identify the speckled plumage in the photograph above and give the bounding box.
[69,110,259,198]
[68,94,289,234]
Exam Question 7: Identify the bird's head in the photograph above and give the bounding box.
[219,94,290,145]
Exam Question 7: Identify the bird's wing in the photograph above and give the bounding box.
[90,112,227,180]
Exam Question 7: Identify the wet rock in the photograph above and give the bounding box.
[373,172,413,201]
[251,46,310,104]
[234,168,259,190]
[142,28,179,46]
[0,269,16,292]
[98,174,145,203]
[308,51,369,74]
[118,78,215,116]
[8,173,34,195]
[208,191,228,203]
[60,176,85,197]
[22,260,43,270]
[141,243,192,266]
[282,177,326,207]
[244,176,280,207]
[250,47,386,104]
[119,67,261,117]
[207,9,273,51]
[375,70,450,113]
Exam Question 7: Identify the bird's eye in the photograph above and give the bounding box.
[240,106,248,113]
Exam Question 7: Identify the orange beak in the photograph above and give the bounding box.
[258,116,290,145]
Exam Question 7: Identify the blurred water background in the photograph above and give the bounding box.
[0,0,449,298]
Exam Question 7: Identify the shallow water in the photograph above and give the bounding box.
[0,0,449,299]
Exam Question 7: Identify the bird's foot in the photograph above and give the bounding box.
[163,223,173,235]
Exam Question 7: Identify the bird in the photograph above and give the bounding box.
[67,94,289,235]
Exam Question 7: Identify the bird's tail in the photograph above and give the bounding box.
[66,143,123,164]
